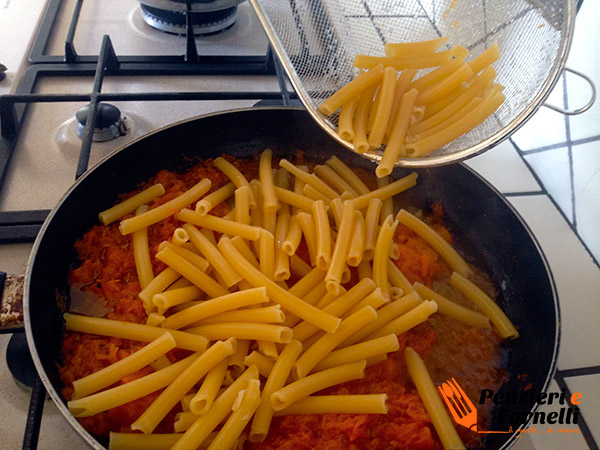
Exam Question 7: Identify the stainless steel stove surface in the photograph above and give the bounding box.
[1,0,599,449]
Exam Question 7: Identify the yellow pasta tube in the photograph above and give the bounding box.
[234,185,251,225]
[146,313,166,327]
[99,183,165,226]
[229,338,251,373]
[149,355,173,372]
[63,313,207,352]
[311,200,332,270]
[289,253,312,278]
[213,156,257,209]
[274,208,291,281]
[318,64,385,115]
[258,340,279,359]
[294,306,378,379]
[207,378,262,450]
[152,285,203,311]
[406,90,505,157]
[156,245,229,298]
[364,300,438,340]
[119,179,210,235]
[352,82,379,154]
[131,205,154,289]
[341,291,421,346]
[275,394,388,415]
[274,186,314,212]
[108,432,183,450]
[377,88,419,176]
[343,286,388,317]
[258,229,275,279]
[131,338,237,434]
[244,351,276,378]
[368,66,398,149]
[279,159,338,200]
[396,209,473,277]
[314,333,399,372]
[363,198,383,261]
[189,358,229,416]
[282,215,302,256]
[384,36,449,56]
[303,184,330,204]
[411,57,465,92]
[192,305,284,326]
[174,412,200,433]
[388,260,416,294]
[259,149,278,213]
[357,259,373,280]
[450,272,518,338]
[270,360,366,411]
[386,68,418,138]
[172,227,190,245]
[187,323,293,344]
[218,237,340,333]
[230,235,260,269]
[326,200,355,295]
[346,210,365,267]
[405,347,466,450]
[414,282,491,329]
[354,47,463,69]
[195,182,235,215]
[313,165,358,197]
[161,287,267,330]
[68,354,198,418]
[337,96,358,141]
[292,277,375,342]
[72,332,176,399]
[157,241,211,273]
[410,67,496,136]
[249,340,303,442]
[372,216,399,298]
[325,156,370,196]
[417,62,474,105]
[296,212,318,266]
[353,172,418,210]
[171,365,259,450]
[176,208,262,241]
[469,43,500,74]
[288,266,326,298]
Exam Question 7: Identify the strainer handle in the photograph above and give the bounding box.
[543,67,596,116]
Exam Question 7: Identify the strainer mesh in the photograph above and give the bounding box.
[253,0,571,163]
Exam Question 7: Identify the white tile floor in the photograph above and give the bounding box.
[465,0,600,448]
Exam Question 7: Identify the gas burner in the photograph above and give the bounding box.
[76,103,126,142]
[140,5,238,36]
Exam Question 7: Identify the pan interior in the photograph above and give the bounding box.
[25,107,558,449]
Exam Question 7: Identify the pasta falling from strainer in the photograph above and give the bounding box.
[318,38,504,177]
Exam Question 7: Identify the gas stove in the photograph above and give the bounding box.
[1,1,599,449]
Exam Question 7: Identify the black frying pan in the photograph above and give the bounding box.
[24,107,559,449]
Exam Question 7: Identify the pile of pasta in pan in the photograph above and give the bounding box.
[61,151,518,450]
[318,37,504,170]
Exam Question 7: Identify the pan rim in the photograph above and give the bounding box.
[23,106,560,450]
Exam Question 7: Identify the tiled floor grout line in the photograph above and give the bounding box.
[563,74,577,229]
[519,133,600,155]
[510,138,600,269]
[557,366,600,378]
[554,371,599,450]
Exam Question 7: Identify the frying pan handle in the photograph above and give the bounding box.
[0,272,25,333]
[543,67,596,116]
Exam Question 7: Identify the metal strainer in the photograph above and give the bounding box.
[249,0,584,167]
